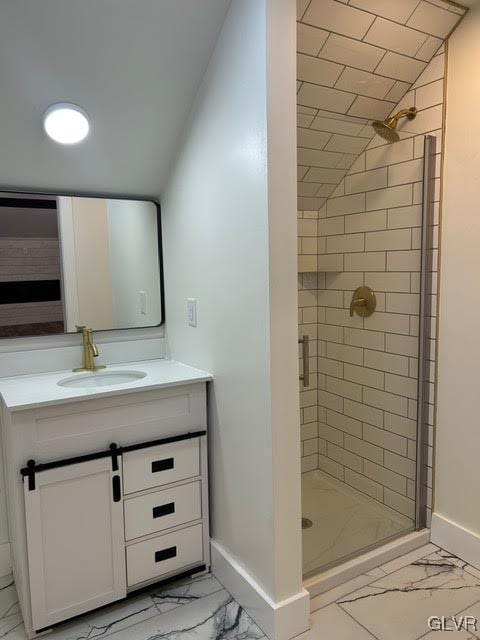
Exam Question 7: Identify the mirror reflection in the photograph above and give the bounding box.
[0,193,163,338]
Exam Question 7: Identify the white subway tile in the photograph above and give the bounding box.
[297,23,329,56]
[319,217,345,236]
[327,342,364,365]
[385,373,418,400]
[297,127,332,150]
[298,219,317,237]
[318,323,344,343]
[414,53,445,87]
[386,292,419,314]
[365,349,409,375]
[344,363,384,390]
[366,138,414,170]
[345,434,383,464]
[326,272,364,290]
[297,53,344,87]
[415,79,444,110]
[388,159,424,186]
[318,422,344,446]
[325,133,371,155]
[327,233,365,254]
[345,468,383,501]
[305,166,348,184]
[344,399,383,428]
[366,185,413,211]
[302,454,318,473]
[407,2,460,39]
[384,451,416,478]
[363,424,408,456]
[344,252,386,271]
[319,390,344,413]
[348,96,396,121]
[298,147,343,169]
[363,387,409,416]
[368,272,412,293]
[376,51,427,83]
[304,438,319,456]
[364,311,410,335]
[415,35,443,62]
[366,228,412,252]
[327,193,366,217]
[318,255,344,271]
[328,442,363,473]
[326,307,364,328]
[336,67,395,101]
[304,0,376,39]
[385,334,419,358]
[345,169,388,195]
[318,356,344,378]
[364,460,407,494]
[349,0,420,23]
[387,204,422,229]
[365,18,428,58]
[327,376,362,402]
[327,409,363,438]
[384,412,417,439]
[344,327,385,351]
[319,33,384,72]
[318,454,344,480]
[298,83,355,114]
[387,250,421,271]
[384,488,415,518]
[317,290,344,308]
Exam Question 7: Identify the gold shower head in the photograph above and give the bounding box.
[372,107,417,143]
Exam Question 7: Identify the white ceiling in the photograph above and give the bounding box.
[0,0,231,197]
[297,0,468,211]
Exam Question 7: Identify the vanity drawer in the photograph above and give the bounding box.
[126,524,203,587]
[123,438,200,494]
[124,481,201,541]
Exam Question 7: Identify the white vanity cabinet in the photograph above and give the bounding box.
[24,457,127,630]
[0,370,211,639]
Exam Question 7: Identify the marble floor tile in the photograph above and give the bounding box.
[302,470,414,575]
[94,588,265,640]
[0,573,264,640]
[297,603,376,640]
[338,548,480,640]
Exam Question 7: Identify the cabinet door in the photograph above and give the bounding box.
[24,458,126,631]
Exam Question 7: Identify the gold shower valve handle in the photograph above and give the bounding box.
[350,286,376,318]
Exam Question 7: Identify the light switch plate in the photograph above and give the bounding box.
[187,298,197,327]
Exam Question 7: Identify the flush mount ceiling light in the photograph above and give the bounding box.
[43,103,90,144]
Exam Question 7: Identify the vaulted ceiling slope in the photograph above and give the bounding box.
[297,0,467,211]
[0,0,231,196]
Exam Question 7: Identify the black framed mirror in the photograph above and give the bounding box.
[0,192,164,338]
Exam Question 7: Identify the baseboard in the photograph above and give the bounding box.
[431,513,480,569]
[0,542,11,577]
[210,540,309,640]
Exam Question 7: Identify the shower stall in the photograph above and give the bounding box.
[296,0,466,582]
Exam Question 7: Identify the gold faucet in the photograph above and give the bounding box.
[73,326,106,372]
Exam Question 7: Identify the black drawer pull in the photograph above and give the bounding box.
[153,502,175,519]
[155,546,177,563]
[112,475,121,502]
[152,458,174,473]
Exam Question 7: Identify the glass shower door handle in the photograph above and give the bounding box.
[298,335,310,387]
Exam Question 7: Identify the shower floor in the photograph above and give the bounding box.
[302,469,413,576]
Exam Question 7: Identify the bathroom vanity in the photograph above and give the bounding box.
[0,359,212,638]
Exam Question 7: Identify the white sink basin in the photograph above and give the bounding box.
[57,370,147,389]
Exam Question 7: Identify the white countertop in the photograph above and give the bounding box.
[0,359,212,411]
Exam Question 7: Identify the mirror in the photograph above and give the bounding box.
[0,193,163,338]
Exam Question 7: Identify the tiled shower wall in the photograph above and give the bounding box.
[298,47,444,525]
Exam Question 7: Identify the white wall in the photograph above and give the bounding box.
[433,3,480,560]
[162,0,306,635]
[107,200,161,328]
